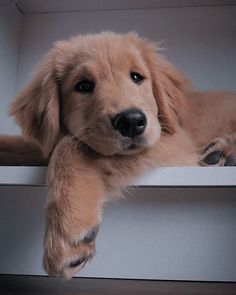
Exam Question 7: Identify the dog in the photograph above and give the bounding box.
[1,32,236,279]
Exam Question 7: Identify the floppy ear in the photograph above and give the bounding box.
[149,55,188,134]
[128,33,188,134]
[9,51,60,157]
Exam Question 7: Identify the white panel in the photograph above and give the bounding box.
[0,186,235,281]
[16,0,236,14]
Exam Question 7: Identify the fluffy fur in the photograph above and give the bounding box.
[1,32,236,279]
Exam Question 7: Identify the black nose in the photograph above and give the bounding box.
[112,108,147,138]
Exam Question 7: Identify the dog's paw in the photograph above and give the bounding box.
[200,136,236,166]
[43,220,99,279]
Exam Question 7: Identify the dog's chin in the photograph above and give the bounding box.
[117,144,147,155]
[89,141,153,157]
[117,133,161,155]
[84,143,147,156]
[79,132,160,157]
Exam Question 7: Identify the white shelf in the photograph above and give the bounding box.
[0,166,47,186]
[133,167,236,187]
[0,166,235,187]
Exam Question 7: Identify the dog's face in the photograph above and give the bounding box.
[60,35,160,155]
[10,32,187,157]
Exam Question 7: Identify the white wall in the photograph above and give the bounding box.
[0,0,22,134]
[0,4,236,281]
[16,6,236,92]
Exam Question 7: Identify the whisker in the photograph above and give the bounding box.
[158,114,169,119]
[160,122,172,133]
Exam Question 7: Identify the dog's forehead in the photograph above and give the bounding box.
[69,37,140,63]
[55,34,150,83]
[77,39,144,70]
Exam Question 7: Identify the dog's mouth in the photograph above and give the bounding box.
[116,137,148,155]
[119,143,143,155]
[126,142,145,151]
[128,144,138,150]
[74,136,146,157]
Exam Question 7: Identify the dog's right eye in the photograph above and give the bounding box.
[74,80,95,93]
[130,72,144,84]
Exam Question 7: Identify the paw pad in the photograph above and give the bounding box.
[203,151,222,165]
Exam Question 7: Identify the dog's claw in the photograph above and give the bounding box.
[69,256,87,268]
[43,225,99,279]
[83,226,99,243]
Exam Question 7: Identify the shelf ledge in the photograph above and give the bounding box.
[0,166,235,187]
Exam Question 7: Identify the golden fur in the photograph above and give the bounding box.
[1,32,236,278]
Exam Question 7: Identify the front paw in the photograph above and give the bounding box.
[200,137,236,166]
[43,205,99,279]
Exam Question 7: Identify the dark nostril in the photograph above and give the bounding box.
[137,119,145,127]
[113,116,128,130]
[112,108,147,138]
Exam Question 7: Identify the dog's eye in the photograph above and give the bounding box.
[130,72,144,84]
[74,80,95,93]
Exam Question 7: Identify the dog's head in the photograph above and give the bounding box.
[10,32,187,157]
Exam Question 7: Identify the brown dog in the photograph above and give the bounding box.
[1,32,236,279]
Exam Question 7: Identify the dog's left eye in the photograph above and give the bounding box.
[74,80,95,93]
[130,72,144,84]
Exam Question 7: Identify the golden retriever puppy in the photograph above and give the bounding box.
[1,32,236,279]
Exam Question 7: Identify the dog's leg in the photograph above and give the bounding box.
[200,134,236,166]
[0,135,46,165]
[43,130,201,279]
[43,136,105,279]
